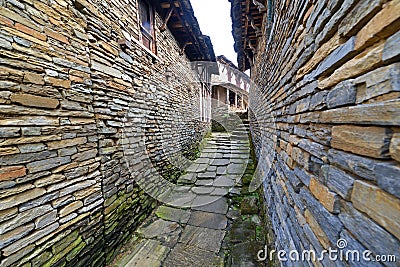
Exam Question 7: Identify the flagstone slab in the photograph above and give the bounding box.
[137,219,181,247]
[179,225,225,253]
[177,173,197,185]
[213,176,235,187]
[197,172,217,179]
[191,186,214,195]
[155,206,191,224]
[187,211,228,230]
[162,191,196,208]
[125,239,170,267]
[163,244,223,267]
[211,188,229,196]
[191,196,228,214]
[211,159,230,166]
[195,179,214,186]
[227,163,246,174]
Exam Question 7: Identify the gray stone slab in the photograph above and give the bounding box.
[124,239,170,267]
[155,206,191,224]
[179,225,225,253]
[187,211,228,230]
[326,80,357,109]
[315,37,356,77]
[163,243,223,267]
[216,167,227,175]
[383,29,400,62]
[192,196,228,215]
[196,164,209,172]
[137,219,181,248]
[213,176,235,188]
[195,179,214,186]
[191,186,214,195]
[194,158,210,164]
[177,173,197,185]
[227,164,246,174]
[186,164,200,172]
[211,159,230,166]
[211,188,229,196]
[161,191,196,208]
[197,172,217,179]
[207,165,217,172]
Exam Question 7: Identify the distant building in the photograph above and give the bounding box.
[211,55,250,112]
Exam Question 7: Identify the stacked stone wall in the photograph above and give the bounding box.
[250,0,400,266]
[0,0,208,266]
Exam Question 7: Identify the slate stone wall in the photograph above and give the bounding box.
[0,0,208,266]
[249,0,400,266]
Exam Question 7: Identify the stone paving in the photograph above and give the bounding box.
[109,132,266,267]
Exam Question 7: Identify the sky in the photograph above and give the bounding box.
[191,0,238,66]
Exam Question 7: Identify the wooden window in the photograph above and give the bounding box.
[138,0,156,53]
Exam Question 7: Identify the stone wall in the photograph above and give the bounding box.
[249,0,400,266]
[0,0,209,266]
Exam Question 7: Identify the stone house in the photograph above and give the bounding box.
[211,55,250,112]
[231,0,400,266]
[0,0,216,266]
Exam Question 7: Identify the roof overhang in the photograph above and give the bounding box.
[230,0,266,71]
[151,0,217,62]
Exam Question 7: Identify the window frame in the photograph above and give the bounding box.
[137,0,157,54]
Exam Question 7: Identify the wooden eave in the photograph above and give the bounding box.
[151,0,216,62]
[231,0,265,71]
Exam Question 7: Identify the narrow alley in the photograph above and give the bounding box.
[0,0,399,266]
[109,128,266,267]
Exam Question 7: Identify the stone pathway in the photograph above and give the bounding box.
[109,132,266,267]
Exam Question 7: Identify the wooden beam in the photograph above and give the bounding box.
[252,0,267,13]
[179,41,192,55]
[159,6,175,32]
[247,14,262,36]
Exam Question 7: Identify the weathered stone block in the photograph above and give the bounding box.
[319,41,385,89]
[27,156,71,173]
[10,93,59,109]
[351,180,400,240]
[375,162,400,199]
[326,166,355,200]
[331,125,392,158]
[304,209,330,248]
[309,177,340,214]
[0,223,34,250]
[2,222,59,256]
[314,37,356,78]
[35,210,58,229]
[0,127,20,138]
[355,63,400,103]
[0,188,46,211]
[390,133,400,162]
[47,137,87,150]
[23,73,44,85]
[383,29,400,62]
[300,188,343,244]
[339,0,385,37]
[309,90,328,110]
[339,202,400,261]
[0,207,18,223]
[354,0,400,50]
[59,201,84,217]
[0,166,26,182]
[326,80,356,108]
